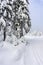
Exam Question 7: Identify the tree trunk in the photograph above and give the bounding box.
[3,27,6,41]
[20,22,23,37]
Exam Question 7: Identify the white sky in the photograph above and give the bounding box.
[29,0,43,32]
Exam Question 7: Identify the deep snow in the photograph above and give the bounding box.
[0,33,43,65]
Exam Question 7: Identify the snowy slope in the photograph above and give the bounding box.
[0,41,25,65]
[0,33,43,65]
[24,36,43,65]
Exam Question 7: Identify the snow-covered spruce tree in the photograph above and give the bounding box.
[11,0,31,38]
[0,0,7,41]
[0,0,13,41]
[3,0,13,41]
[0,0,31,40]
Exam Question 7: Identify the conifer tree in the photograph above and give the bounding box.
[0,0,31,40]
[0,0,12,40]
[11,0,31,38]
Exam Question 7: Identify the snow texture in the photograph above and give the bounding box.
[0,32,43,65]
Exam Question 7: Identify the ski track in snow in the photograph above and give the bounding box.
[24,36,43,65]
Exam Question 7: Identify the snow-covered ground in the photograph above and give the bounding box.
[24,36,43,65]
[0,32,43,65]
